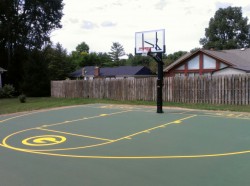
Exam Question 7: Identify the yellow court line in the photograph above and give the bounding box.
[1,127,115,152]
[0,111,40,123]
[5,113,250,159]
[113,115,196,142]
[0,105,94,123]
[1,114,196,152]
[194,113,250,120]
[37,128,114,142]
[42,110,132,127]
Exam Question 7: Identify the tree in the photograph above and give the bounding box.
[163,51,188,67]
[127,55,151,67]
[109,42,125,65]
[76,42,89,54]
[0,0,64,90]
[200,6,250,50]
[97,52,112,67]
[21,49,50,96]
[46,43,74,80]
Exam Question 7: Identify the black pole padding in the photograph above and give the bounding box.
[156,53,164,113]
[148,52,164,113]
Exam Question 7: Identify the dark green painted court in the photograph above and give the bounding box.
[1,104,250,186]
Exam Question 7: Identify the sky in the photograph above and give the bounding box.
[50,0,250,56]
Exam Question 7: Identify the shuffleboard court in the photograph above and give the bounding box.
[1,104,250,186]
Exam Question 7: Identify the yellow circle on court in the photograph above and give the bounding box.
[22,135,66,146]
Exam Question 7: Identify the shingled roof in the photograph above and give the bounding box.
[69,66,95,78]
[70,66,154,78]
[164,48,250,72]
[203,48,250,71]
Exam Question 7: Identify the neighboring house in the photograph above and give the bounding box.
[69,66,155,80]
[164,48,250,77]
[69,66,95,79]
[0,67,7,88]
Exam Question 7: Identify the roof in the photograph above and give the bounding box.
[70,66,154,78]
[164,52,191,72]
[203,48,250,70]
[164,48,250,72]
[69,66,95,78]
[213,66,250,74]
[0,67,7,73]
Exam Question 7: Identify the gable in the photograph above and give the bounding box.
[164,50,231,72]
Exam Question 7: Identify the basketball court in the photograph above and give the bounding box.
[1,103,250,186]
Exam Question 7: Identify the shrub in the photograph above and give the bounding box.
[0,84,15,98]
[18,94,27,103]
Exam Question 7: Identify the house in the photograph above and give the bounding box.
[0,67,7,88]
[164,48,250,77]
[69,66,155,80]
[69,66,95,79]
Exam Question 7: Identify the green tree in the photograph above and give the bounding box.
[0,0,64,91]
[46,43,74,80]
[163,51,188,67]
[200,6,250,50]
[127,55,151,67]
[21,49,50,96]
[76,42,89,54]
[109,42,125,65]
[98,52,112,67]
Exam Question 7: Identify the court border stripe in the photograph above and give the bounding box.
[1,104,250,159]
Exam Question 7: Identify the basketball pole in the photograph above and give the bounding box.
[148,52,164,113]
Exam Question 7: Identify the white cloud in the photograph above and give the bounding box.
[68,18,79,24]
[50,0,250,55]
[243,4,250,13]
[81,21,98,30]
[215,2,233,9]
[155,0,168,10]
[101,21,117,27]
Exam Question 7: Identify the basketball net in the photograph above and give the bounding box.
[139,47,151,56]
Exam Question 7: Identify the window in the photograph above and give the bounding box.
[220,62,228,69]
[203,55,216,69]
[187,56,199,69]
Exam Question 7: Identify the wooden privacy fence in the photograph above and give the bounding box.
[51,75,250,105]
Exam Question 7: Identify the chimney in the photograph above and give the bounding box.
[82,68,86,76]
[94,66,100,77]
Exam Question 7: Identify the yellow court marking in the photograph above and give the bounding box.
[0,111,41,123]
[2,106,250,159]
[42,110,132,128]
[22,135,66,146]
[4,140,250,159]
[38,128,114,142]
[0,104,93,123]
[2,115,196,152]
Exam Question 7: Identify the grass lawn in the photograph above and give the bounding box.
[0,97,250,115]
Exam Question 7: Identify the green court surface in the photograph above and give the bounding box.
[1,104,250,186]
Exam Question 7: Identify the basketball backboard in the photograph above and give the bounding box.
[135,29,165,55]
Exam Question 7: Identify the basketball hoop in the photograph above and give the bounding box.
[139,47,151,56]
